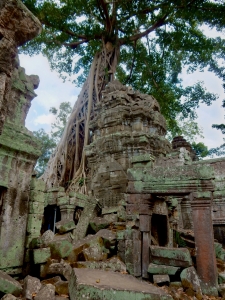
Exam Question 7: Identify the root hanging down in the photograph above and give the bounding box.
[42,42,119,193]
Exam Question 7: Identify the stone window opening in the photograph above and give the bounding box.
[41,205,61,234]
[151,214,168,246]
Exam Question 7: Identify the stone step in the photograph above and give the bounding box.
[69,268,173,300]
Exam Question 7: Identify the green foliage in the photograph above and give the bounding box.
[21,0,225,134]
[191,142,209,159]
[33,128,56,177]
[33,101,72,176]
[166,115,203,143]
[174,231,186,248]
[50,101,72,142]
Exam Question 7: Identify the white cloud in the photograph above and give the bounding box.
[34,113,56,126]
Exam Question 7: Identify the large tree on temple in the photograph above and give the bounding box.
[21,0,225,190]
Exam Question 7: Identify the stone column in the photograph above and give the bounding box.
[191,192,218,296]
[139,201,153,279]
[181,196,193,230]
[59,204,75,222]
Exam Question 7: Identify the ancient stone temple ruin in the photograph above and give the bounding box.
[1,1,225,300]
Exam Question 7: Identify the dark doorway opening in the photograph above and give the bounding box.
[74,206,83,225]
[41,205,61,234]
[151,214,168,246]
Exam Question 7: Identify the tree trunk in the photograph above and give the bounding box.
[42,42,119,192]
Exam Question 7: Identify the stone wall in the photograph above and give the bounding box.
[0,0,42,274]
[0,0,41,133]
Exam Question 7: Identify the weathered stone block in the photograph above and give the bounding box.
[96,229,116,249]
[0,271,22,296]
[56,220,76,234]
[89,217,110,233]
[28,201,44,214]
[218,272,225,284]
[0,295,17,300]
[29,190,45,203]
[22,275,42,300]
[40,260,72,281]
[148,263,180,275]
[49,240,73,259]
[57,196,69,206]
[41,276,61,286]
[33,248,51,264]
[26,214,43,234]
[69,268,173,300]
[153,274,170,285]
[150,246,192,267]
[30,179,45,191]
[74,256,126,273]
[83,244,108,262]
[34,284,55,300]
[180,267,202,297]
[55,280,68,295]
[39,230,55,247]
[68,235,104,263]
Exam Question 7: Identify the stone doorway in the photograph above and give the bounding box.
[41,205,61,233]
[151,213,168,246]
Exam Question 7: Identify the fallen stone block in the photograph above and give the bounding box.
[0,271,22,297]
[55,280,69,295]
[68,235,106,263]
[148,263,180,275]
[41,276,61,286]
[33,247,51,264]
[49,240,73,259]
[150,246,192,267]
[69,268,173,300]
[180,266,202,298]
[89,217,110,233]
[41,260,72,281]
[218,272,225,284]
[40,230,55,247]
[0,295,17,300]
[34,284,55,300]
[218,283,225,297]
[56,220,76,234]
[74,256,126,272]
[22,275,42,300]
[153,274,170,285]
[96,229,116,250]
[83,243,108,262]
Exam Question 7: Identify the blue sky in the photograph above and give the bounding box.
[19,53,225,150]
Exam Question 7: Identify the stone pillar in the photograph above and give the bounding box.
[181,196,193,230]
[59,204,75,222]
[140,201,153,279]
[191,192,218,296]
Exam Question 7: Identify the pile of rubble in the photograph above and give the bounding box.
[1,218,225,299]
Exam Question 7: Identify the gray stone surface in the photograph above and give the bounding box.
[0,271,22,296]
[150,246,192,267]
[180,267,202,296]
[69,268,173,300]
[153,274,170,285]
[148,263,180,275]
[0,295,17,300]
[23,275,42,300]
[34,284,55,300]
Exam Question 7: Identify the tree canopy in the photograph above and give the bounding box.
[33,101,72,176]
[21,0,225,134]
